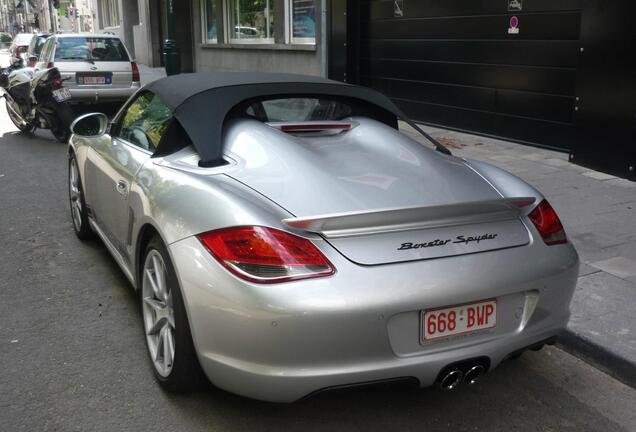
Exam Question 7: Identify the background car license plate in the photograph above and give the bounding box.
[422,299,497,342]
[52,88,71,102]
[79,76,110,85]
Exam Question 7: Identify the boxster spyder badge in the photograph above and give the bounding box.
[67,72,579,402]
[399,233,499,250]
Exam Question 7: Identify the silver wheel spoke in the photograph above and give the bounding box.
[145,268,162,300]
[162,326,172,370]
[166,327,175,361]
[147,316,164,336]
[152,255,167,301]
[142,249,176,378]
[143,296,165,313]
[69,161,83,230]
[155,328,164,363]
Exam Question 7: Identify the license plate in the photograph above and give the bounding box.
[421,299,497,342]
[79,76,109,85]
[52,87,71,102]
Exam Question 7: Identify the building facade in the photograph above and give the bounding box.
[190,0,325,76]
[92,0,635,181]
[91,0,139,58]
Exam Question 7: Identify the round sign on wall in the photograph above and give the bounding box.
[508,16,520,34]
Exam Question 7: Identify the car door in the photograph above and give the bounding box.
[85,91,172,260]
[36,38,54,69]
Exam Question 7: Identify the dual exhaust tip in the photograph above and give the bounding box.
[439,364,485,391]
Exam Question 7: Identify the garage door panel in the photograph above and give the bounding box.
[361,58,576,95]
[362,77,497,112]
[363,0,582,20]
[363,12,581,40]
[361,40,580,68]
[395,99,497,134]
[497,90,575,123]
[494,115,576,150]
[357,0,582,152]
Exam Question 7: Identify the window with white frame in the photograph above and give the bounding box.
[202,0,218,43]
[201,0,316,46]
[289,0,315,44]
[229,0,274,43]
[99,0,120,28]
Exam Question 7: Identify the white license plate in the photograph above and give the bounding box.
[421,299,497,342]
[52,87,71,102]
[81,76,106,84]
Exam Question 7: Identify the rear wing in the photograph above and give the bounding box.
[282,197,536,238]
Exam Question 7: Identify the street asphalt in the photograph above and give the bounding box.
[1,80,636,431]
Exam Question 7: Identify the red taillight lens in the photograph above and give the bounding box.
[47,62,54,69]
[131,61,140,82]
[52,78,64,89]
[528,200,567,245]
[198,226,335,283]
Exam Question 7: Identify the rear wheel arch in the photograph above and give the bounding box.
[135,223,162,289]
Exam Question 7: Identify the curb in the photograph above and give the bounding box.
[557,329,636,389]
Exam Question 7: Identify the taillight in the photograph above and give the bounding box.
[52,78,64,89]
[197,226,335,283]
[47,62,54,69]
[528,200,567,245]
[131,61,140,82]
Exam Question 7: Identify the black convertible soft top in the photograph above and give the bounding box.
[145,72,449,167]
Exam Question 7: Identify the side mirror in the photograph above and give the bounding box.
[71,112,109,137]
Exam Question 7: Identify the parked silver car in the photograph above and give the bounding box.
[68,73,579,402]
[36,33,140,103]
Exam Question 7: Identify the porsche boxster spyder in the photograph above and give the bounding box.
[67,73,579,402]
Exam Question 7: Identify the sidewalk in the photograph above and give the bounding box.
[402,123,636,387]
[138,64,167,86]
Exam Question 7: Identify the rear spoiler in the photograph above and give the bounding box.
[282,197,536,238]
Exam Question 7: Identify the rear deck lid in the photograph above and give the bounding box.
[224,118,532,264]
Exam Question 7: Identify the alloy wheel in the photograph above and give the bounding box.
[69,158,83,232]
[142,250,176,378]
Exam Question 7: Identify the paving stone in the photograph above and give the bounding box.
[606,178,636,188]
[582,171,619,181]
[590,257,636,280]
[566,272,636,384]
[579,263,602,277]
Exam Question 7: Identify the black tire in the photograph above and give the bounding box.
[140,236,208,392]
[68,153,93,240]
[6,100,35,133]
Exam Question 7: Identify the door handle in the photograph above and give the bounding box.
[116,180,128,196]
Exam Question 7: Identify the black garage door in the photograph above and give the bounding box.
[357,0,582,151]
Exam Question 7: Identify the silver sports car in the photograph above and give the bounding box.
[68,73,579,402]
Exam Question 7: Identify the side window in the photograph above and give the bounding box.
[115,92,172,152]
[28,36,36,55]
[39,39,52,63]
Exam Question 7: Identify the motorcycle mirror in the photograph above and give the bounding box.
[71,112,109,137]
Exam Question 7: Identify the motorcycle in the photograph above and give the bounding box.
[0,56,75,143]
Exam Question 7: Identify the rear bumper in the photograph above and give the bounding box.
[169,236,579,402]
[67,84,139,103]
